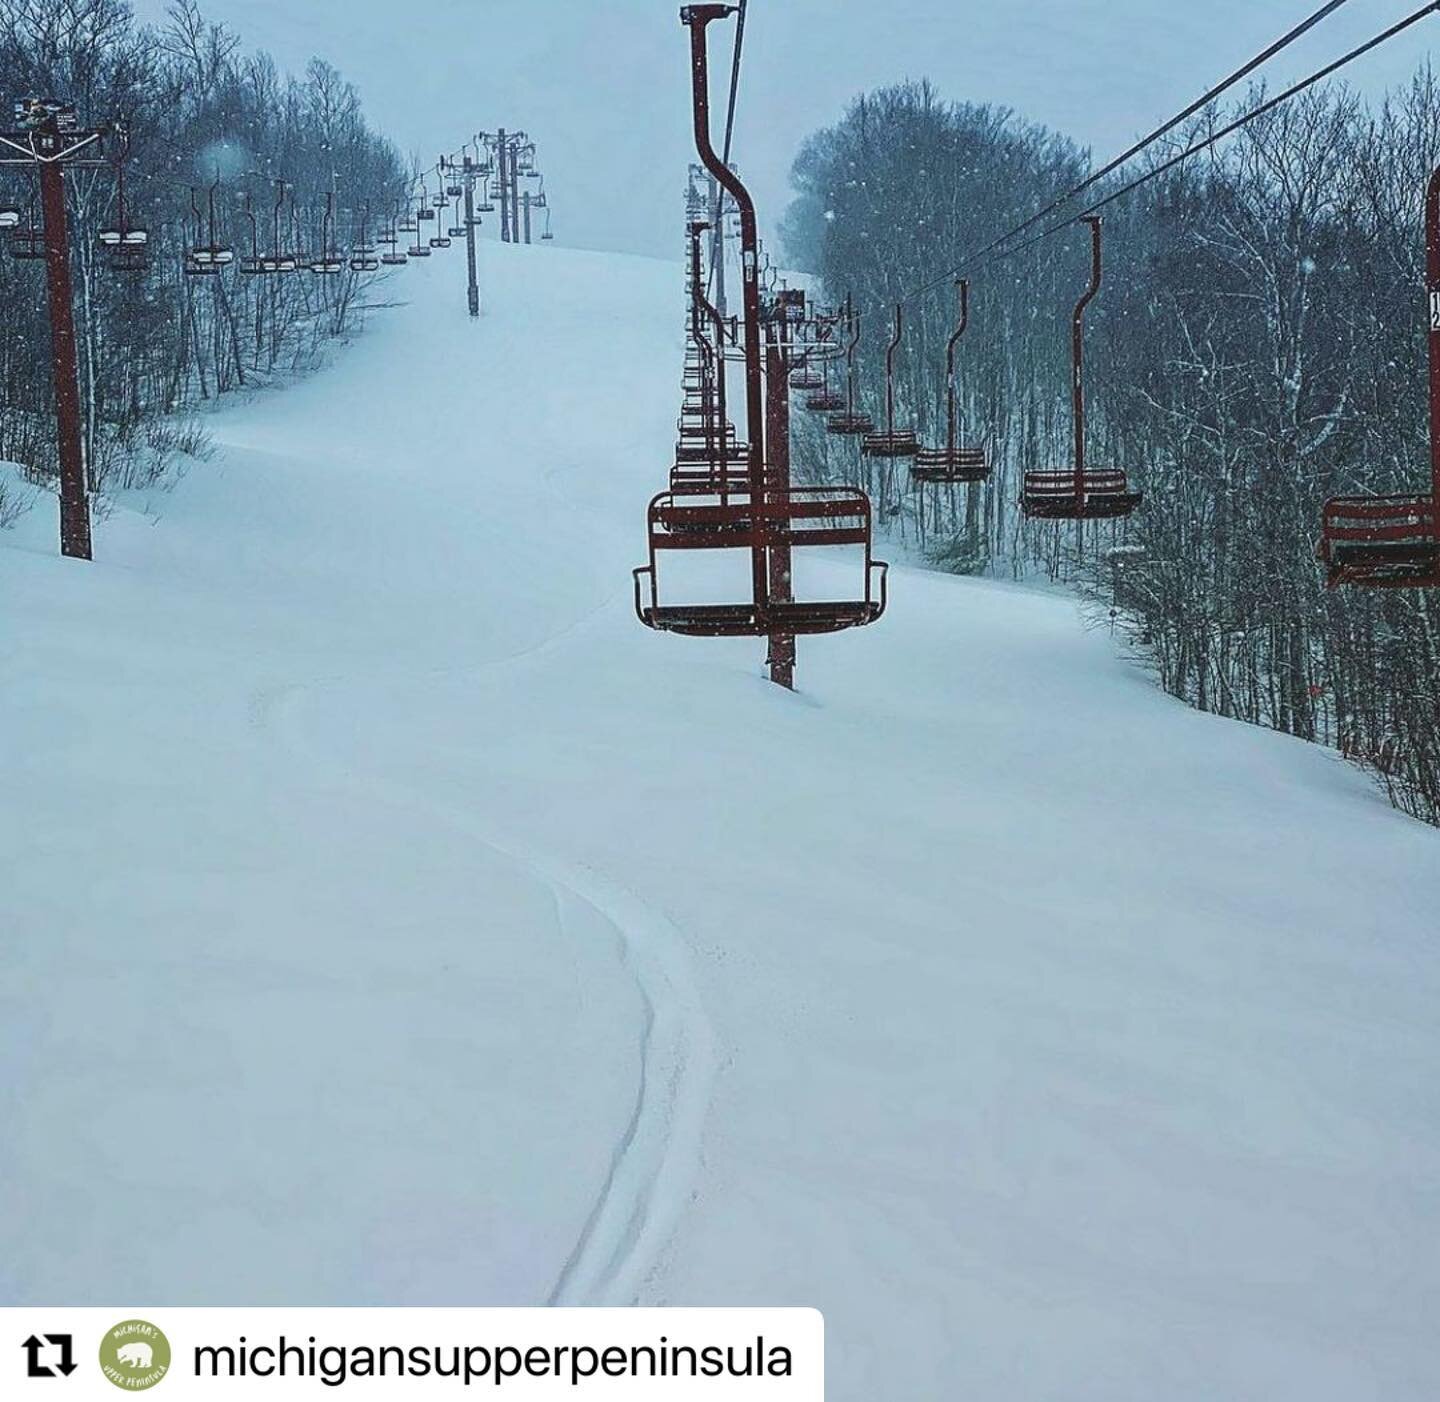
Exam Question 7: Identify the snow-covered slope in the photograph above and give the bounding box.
[3,241,1439,1401]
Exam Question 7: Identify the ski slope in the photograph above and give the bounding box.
[3,240,1439,1400]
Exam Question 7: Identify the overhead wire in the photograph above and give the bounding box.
[868,0,1438,315]
[958,0,1358,272]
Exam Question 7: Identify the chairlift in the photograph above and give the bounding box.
[1318,165,1440,587]
[304,191,342,274]
[238,192,265,274]
[635,6,888,642]
[258,181,300,272]
[377,202,399,246]
[1021,217,1141,523]
[349,201,380,272]
[184,179,234,276]
[428,183,452,246]
[6,195,45,260]
[97,138,149,273]
[913,279,991,485]
[861,306,920,458]
[407,209,431,257]
[442,152,463,199]
[803,352,846,411]
[826,303,875,436]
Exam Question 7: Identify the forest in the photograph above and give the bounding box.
[782,73,1440,825]
[0,0,406,513]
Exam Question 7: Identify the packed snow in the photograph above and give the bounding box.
[3,241,1439,1400]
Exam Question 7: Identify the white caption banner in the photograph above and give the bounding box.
[2,1309,823,1400]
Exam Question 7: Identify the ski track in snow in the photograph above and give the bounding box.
[249,608,717,1307]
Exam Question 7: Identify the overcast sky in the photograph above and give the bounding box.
[130,1,1437,259]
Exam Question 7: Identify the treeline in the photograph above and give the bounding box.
[0,0,407,497]
[782,75,1440,825]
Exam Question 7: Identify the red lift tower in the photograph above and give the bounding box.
[1,98,110,561]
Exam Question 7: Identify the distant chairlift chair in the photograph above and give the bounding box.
[912,278,991,484]
[861,305,920,458]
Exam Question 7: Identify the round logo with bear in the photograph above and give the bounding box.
[99,1319,171,1391]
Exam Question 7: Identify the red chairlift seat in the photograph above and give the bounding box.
[678,419,736,440]
[827,411,874,436]
[863,429,920,458]
[913,445,989,484]
[633,487,888,637]
[311,255,345,276]
[675,440,747,465]
[418,206,436,223]
[407,242,432,258]
[1318,494,1440,587]
[446,183,464,198]
[1021,217,1141,525]
[381,250,408,266]
[668,462,753,496]
[806,390,846,413]
[789,367,824,391]
[109,246,148,274]
[8,231,46,260]
[448,223,467,238]
[1022,469,1141,519]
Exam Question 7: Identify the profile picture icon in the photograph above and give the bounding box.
[99,1320,171,1391]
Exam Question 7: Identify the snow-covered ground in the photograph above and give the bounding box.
[4,241,1439,1400]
